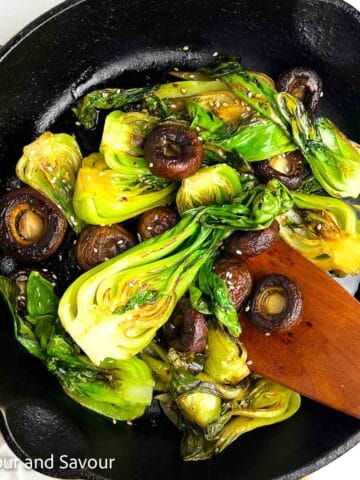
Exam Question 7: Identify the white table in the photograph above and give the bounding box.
[0,1,359,478]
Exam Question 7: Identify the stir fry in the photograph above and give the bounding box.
[1,58,359,461]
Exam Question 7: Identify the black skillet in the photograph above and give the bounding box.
[0,0,360,478]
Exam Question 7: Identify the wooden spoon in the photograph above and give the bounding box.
[240,240,360,418]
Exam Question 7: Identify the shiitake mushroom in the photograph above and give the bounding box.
[137,206,179,241]
[75,224,135,271]
[247,273,303,334]
[253,151,305,190]
[144,124,204,181]
[224,221,279,259]
[213,257,253,310]
[0,187,67,262]
[276,67,323,112]
[165,297,208,353]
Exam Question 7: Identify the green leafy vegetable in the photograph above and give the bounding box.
[214,60,360,198]
[16,132,84,232]
[72,87,152,129]
[59,216,223,364]
[277,192,360,274]
[180,378,301,461]
[0,272,153,421]
[204,325,249,384]
[100,110,158,169]
[195,259,241,336]
[176,164,242,213]
[73,153,177,225]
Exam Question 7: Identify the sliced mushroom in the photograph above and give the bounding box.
[75,224,135,271]
[165,298,208,353]
[0,187,67,262]
[276,67,323,112]
[137,206,179,241]
[225,221,279,259]
[214,257,253,310]
[144,124,204,181]
[253,151,305,190]
[247,273,303,334]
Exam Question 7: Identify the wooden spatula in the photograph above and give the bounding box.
[240,240,360,418]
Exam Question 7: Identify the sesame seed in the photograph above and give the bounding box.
[235,249,242,255]
[42,268,48,272]
[245,305,250,312]
[215,100,221,108]
[112,419,117,424]
[149,162,154,167]
[102,92,109,98]
[180,88,187,94]
[52,274,57,280]
[104,257,109,261]
[173,67,179,71]
[170,103,177,109]
[198,136,203,142]
[117,240,124,245]
[52,282,56,287]
[189,74,195,79]
[212,51,219,57]
[195,126,201,132]
[127,421,133,426]
[147,226,153,230]
[247,91,253,98]
[182,45,190,51]
[246,360,253,366]
[93,248,98,253]
[265,332,271,336]
[129,281,135,287]
[222,102,229,107]
[116,88,121,93]
[50,177,57,184]
[246,106,251,111]
[320,91,324,98]
[316,224,322,231]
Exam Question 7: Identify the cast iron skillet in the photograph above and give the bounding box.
[0,0,359,478]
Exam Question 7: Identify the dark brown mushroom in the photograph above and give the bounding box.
[165,298,208,353]
[137,206,179,241]
[247,273,303,334]
[75,224,134,271]
[0,187,67,262]
[224,221,279,259]
[276,67,323,112]
[253,151,305,190]
[213,257,253,310]
[144,124,204,181]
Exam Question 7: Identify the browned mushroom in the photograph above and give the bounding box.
[165,297,208,353]
[253,151,305,190]
[75,224,134,270]
[213,257,253,310]
[0,187,67,262]
[276,67,323,112]
[137,206,179,241]
[224,221,279,259]
[144,124,204,181]
[247,273,303,334]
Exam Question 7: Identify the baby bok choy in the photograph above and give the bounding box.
[0,272,153,421]
[16,132,84,232]
[277,192,360,275]
[141,326,300,461]
[73,110,177,225]
[212,58,360,198]
[60,179,292,365]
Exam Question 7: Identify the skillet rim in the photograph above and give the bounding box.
[0,0,359,478]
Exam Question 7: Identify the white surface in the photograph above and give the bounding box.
[0,1,359,479]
